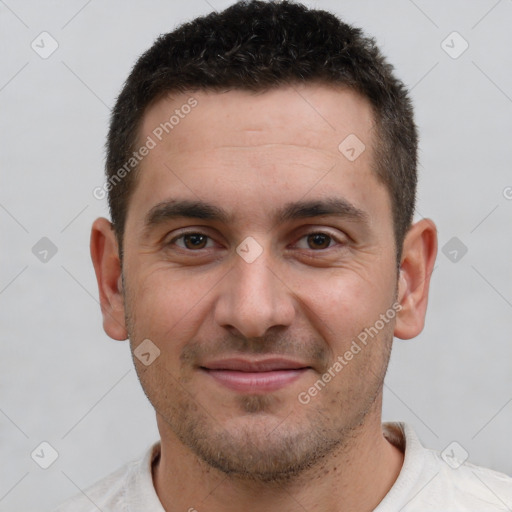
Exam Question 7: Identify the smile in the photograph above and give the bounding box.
[200,358,311,393]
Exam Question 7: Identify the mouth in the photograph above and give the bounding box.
[199,358,311,393]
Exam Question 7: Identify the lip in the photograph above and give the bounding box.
[202,357,310,372]
[200,358,311,393]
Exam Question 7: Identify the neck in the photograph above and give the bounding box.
[152,404,404,512]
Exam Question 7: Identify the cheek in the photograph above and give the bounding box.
[128,268,214,348]
[293,266,393,341]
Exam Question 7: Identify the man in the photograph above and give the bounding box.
[55,1,512,510]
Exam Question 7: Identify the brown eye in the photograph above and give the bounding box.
[293,230,347,253]
[183,234,208,249]
[306,233,334,250]
[170,232,213,250]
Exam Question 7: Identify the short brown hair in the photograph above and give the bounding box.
[106,0,417,266]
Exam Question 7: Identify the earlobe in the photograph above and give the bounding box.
[394,218,438,340]
[90,217,128,341]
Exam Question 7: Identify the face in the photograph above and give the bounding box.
[120,84,399,481]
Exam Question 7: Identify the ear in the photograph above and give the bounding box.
[90,217,128,341]
[394,218,437,340]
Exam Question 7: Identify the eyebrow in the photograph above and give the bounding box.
[143,196,369,236]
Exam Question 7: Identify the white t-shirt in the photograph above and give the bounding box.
[53,422,512,511]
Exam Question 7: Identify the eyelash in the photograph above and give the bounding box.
[167,230,345,252]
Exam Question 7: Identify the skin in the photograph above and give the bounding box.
[91,83,437,512]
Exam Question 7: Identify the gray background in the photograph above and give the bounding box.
[1,0,511,510]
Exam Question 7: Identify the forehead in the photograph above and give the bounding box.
[126,84,388,231]
[139,84,375,157]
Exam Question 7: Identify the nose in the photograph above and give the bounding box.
[213,244,296,339]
